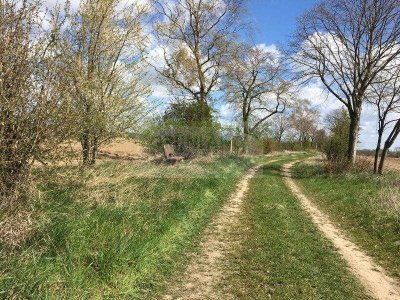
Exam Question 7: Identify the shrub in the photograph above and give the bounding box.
[323,108,350,172]
[141,101,224,157]
[263,138,280,154]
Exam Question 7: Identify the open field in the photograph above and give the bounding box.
[361,156,400,172]
[67,139,148,160]
[99,139,147,159]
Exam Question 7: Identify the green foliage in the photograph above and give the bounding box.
[141,101,224,157]
[324,109,350,171]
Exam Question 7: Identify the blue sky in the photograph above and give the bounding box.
[248,0,318,46]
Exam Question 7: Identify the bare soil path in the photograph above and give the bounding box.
[283,161,400,300]
[164,160,278,300]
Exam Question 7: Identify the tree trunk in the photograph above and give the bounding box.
[243,119,250,154]
[81,133,90,166]
[378,120,400,174]
[81,133,97,166]
[378,146,388,175]
[89,137,98,165]
[373,129,383,174]
[348,110,361,164]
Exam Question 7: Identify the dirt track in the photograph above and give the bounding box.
[164,161,278,299]
[283,161,400,300]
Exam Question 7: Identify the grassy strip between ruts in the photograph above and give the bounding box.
[292,162,400,280]
[0,155,279,299]
[220,157,369,299]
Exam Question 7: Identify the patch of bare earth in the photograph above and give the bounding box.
[283,161,400,300]
[164,161,277,300]
[98,138,147,159]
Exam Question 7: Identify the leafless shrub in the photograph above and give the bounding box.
[354,157,373,173]
[323,158,349,174]
[323,156,372,174]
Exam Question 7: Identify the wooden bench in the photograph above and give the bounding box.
[163,144,184,165]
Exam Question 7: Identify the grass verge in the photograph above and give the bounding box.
[292,162,400,279]
[221,158,368,299]
[0,156,264,299]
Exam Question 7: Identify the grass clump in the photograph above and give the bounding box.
[292,162,400,278]
[0,156,258,299]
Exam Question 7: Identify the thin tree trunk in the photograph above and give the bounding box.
[278,132,282,143]
[81,132,90,166]
[243,117,250,154]
[378,147,388,175]
[348,110,361,164]
[378,120,400,174]
[374,130,383,174]
[89,137,97,165]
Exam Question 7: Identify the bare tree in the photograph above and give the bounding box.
[367,68,400,173]
[271,113,291,143]
[291,0,400,164]
[62,0,150,166]
[151,0,244,109]
[289,100,320,148]
[224,43,291,152]
[378,120,400,174]
[0,0,70,204]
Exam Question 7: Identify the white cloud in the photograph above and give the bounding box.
[255,43,282,58]
[42,0,80,11]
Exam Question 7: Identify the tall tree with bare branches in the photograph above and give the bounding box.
[291,0,400,164]
[223,43,291,152]
[367,68,400,173]
[151,0,245,111]
[289,99,320,148]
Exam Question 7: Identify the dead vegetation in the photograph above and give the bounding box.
[375,186,400,219]
[0,210,35,248]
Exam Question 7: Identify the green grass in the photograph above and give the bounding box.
[292,162,400,279]
[221,158,368,299]
[0,156,271,299]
